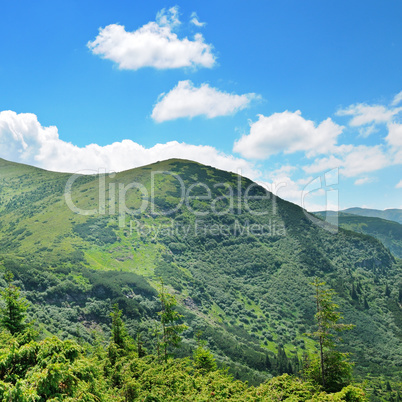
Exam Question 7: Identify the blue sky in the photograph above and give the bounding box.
[0,0,401,210]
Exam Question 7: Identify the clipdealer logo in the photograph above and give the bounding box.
[301,168,339,233]
[64,169,281,228]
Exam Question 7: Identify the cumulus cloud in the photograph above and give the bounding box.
[190,12,205,27]
[0,110,258,178]
[233,110,343,159]
[0,110,59,163]
[340,145,389,177]
[337,103,402,126]
[396,180,402,189]
[317,97,402,177]
[304,145,389,178]
[151,80,258,122]
[87,8,215,70]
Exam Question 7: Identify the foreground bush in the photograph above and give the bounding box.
[0,331,367,401]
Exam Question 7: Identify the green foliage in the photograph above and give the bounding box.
[364,376,402,402]
[314,211,402,258]
[193,333,217,373]
[0,295,369,401]
[304,351,354,394]
[0,334,103,401]
[306,279,355,392]
[110,303,129,350]
[249,374,368,401]
[0,272,28,335]
[73,218,118,245]
[193,345,217,373]
[157,281,187,362]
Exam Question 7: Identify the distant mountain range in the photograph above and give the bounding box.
[0,157,401,383]
[314,211,402,258]
[342,207,402,224]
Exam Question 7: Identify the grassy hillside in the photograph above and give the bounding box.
[315,211,402,258]
[0,157,401,384]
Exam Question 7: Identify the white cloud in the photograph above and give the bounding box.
[303,155,343,174]
[354,177,374,186]
[386,122,402,148]
[258,166,335,211]
[0,110,258,178]
[386,123,402,163]
[391,90,402,106]
[190,12,205,27]
[340,145,389,177]
[233,110,343,159]
[358,124,378,138]
[324,98,402,178]
[258,173,339,212]
[304,144,390,178]
[258,177,303,206]
[260,166,301,203]
[337,103,402,126]
[301,198,340,213]
[266,165,297,179]
[0,110,59,163]
[396,180,402,189]
[87,8,215,70]
[156,6,181,28]
[151,80,258,122]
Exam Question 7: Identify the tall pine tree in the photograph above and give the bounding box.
[158,280,187,362]
[305,278,355,392]
[0,272,28,335]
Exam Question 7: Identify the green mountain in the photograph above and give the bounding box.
[0,157,401,384]
[315,211,402,258]
[342,207,402,225]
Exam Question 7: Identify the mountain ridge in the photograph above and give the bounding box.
[341,207,402,224]
[0,157,401,383]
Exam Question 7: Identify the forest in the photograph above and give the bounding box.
[0,273,385,401]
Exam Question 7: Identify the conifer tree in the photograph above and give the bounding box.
[0,272,28,335]
[108,303,132,370]
[137,332,146,358]
[110,303,128,350]
[158,280,187,362]
[193,331,217,373]
[305,278,355,392]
